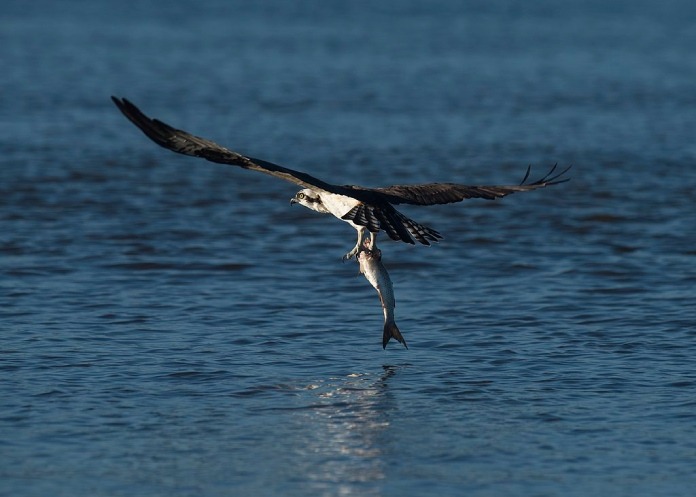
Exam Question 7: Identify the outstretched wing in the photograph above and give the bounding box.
[112,97,343,194]
[369,164,571,206]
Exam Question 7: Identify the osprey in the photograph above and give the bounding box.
[112,97,569,259]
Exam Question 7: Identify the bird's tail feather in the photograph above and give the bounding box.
[383,322,408,349]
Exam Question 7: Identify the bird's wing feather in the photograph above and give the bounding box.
[369,164,571,205]
[341,203,443,245]
[113,98,570,212]
[112,96,344,194]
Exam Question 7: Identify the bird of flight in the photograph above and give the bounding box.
[112,97,570,348]
[111,97,570,261]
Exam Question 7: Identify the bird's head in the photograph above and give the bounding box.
[290,189,329,213]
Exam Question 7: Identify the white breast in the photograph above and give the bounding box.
[319,192,362,219]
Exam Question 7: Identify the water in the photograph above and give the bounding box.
[2,0,696,495]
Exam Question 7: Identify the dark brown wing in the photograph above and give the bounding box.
[369,165,571,206]
[111,96,346,194]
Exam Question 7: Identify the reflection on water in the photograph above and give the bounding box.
[290,366,398,496]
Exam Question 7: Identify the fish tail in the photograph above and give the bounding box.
[383,322,408,349]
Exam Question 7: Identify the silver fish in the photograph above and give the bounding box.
[357,237,408,349]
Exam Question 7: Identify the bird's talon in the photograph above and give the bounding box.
[342,244,364,261]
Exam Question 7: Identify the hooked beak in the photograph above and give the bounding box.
[290,197,297,205]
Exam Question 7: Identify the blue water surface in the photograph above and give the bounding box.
[1,1,695,496]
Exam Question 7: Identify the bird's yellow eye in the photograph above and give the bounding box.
[297,192,305,200]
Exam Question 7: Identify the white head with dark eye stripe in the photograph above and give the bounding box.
[290,189,329,214]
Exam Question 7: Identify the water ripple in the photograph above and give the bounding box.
[2,1,696,496]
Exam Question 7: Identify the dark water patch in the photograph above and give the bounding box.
[610,244,640,254]
[667,380,695,388]
[5,266,75,277]
[231,383,306,398]
[580,285,647,295]
[162,370,231,381]
[102,261,251,272]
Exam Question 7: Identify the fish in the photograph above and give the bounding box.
[357,236,408,349]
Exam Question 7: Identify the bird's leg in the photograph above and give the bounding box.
[368,231,377,253]
[342,227,366,261]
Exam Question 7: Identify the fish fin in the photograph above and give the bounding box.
[383,322,408,349]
